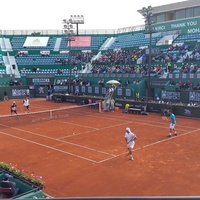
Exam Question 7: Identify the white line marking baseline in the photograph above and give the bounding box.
[98,128,200,163]
[0,111,199,164]
[0,130,99,163]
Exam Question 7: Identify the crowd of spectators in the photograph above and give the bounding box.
[91,65,147,74]
[16,51,28,57]
[96,78,141,88]
[91,49,145,66]
[32,66,40,72]
[9,79,22,86]
[89,47,200,75]
[17,44,200,77]
[157,43,191,63]
[90,64,164,77]
[169,79,200,90]
[55,51,95,66]
[55,78,91,86]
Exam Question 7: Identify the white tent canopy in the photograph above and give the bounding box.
[106,80,120,86]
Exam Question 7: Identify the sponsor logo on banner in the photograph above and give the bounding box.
[161,91,180,100]
[189,91,200,102]
[12,89,27,97]
[183,109,192,116]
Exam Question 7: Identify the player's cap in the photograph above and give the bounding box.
[3,173,13,180]
[126,127,131,132]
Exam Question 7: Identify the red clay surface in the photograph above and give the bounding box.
[0,98,200,198]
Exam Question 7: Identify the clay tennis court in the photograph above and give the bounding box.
[0,98,200,198]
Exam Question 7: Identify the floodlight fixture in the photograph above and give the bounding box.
[69,15,84,35]
[70,14,84,24]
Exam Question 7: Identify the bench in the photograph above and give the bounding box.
[128,108,142,114]
[0,187,14,198]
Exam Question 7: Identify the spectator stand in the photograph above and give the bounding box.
[0,171,44,199]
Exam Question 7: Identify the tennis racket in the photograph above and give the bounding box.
[162,116,168,121]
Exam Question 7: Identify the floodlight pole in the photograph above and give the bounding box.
[62,19,75,94]
[141,6,154,102]
[70,15,84,35]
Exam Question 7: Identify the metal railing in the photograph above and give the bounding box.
[0,24,145,36]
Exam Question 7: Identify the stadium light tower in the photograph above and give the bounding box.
[62,18,75,94]
[141,6,154,101]
[70,15,84,35]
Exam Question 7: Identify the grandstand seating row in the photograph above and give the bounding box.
[0,30,200,81]
[15,54,78,65]
[10,36,108,51]
[2,32,200,53]
[7,32,171,51]
[20,68,78,75]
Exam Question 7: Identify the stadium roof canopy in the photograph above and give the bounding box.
[137,0,200,15]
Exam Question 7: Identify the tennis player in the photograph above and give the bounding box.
[125,127,137,161]
[10,101,18,118]
[167,109,177,137]
[23,97,30,113]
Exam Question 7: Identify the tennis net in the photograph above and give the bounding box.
[0,102,101,128]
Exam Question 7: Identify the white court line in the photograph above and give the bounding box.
[26,103,78,112]
[1,119,127,156]
[58,121,132,140]
[56,120,100,132]
[0,130,99,163]
[57,114,187,140]
[128,122,187,132]
[2,125,115,157]
[0,113,199,164]
[93,112,200,130]
[4,115,183,157]
[98,128,200,163]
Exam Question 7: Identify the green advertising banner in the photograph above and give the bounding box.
[154,17,200,34]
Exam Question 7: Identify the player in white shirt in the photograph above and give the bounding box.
[125,127,137,161]
[23,97,30,113]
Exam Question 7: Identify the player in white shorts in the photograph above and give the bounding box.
[167,109,177,137]
[23,97,30,113]
[124,127,137,161]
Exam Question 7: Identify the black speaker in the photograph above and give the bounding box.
[12,64,16,70]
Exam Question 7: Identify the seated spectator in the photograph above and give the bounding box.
[9,79,14,86]
[57,69,63,74]
[88,98,92,104]
[74,88,79,95]
[123,103,130,113]
[21,67,26,73]
[16,51,28,57]
[18,80,23,85]
[124,80,130,86]
[55,57,61,63]
[98,79,105,87]
[141,97,145,102]
[32,66,37,72]
[0,173,20,196]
